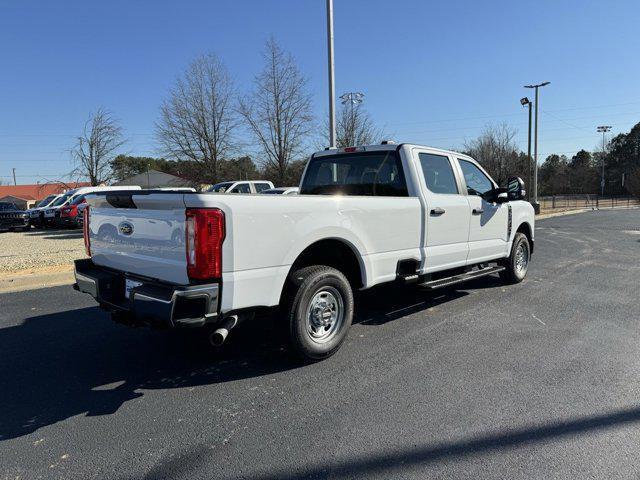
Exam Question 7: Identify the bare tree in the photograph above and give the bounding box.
[72,108,125,186]
[156,53,237,183]
[238,38,314,184]
[463,123,522,185]
[330,101,385,147]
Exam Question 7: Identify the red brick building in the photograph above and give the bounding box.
[0,182,90,209]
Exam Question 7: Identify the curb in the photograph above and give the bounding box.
[537,205,640,220]
[0,266,75,294]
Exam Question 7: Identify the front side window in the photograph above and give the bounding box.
[418,153,459,194]
[458,159,494,197]
[300,151,408,196]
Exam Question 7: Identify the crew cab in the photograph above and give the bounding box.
[74,143,534,361]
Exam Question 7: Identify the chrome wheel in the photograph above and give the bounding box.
[515,242,529,275]
[306,287,344,344]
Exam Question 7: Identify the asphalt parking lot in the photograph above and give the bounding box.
[1,209,639,479]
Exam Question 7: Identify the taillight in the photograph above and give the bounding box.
[185,208,225,281]
[83,206,91,256]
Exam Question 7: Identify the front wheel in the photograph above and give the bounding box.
[500,232,530,284]
[283,266,354,361]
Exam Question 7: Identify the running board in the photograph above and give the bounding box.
[418,266,505,290]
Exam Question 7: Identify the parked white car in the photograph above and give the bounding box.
[75,143,534,361]
[44,186,141,227]
[207,180,274,194]
[27,193,64,227]
[260,187,299,195]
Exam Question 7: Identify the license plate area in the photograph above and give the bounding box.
[124,278,143,299]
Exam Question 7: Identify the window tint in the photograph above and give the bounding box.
[418,153,458,194]
[458,159,494,197]
[209,182,233,193]
[300,151,408,196]
[254,183,271,193]
[230,183,251,193]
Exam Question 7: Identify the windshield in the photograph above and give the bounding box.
[36,195,56,207]
[70,195,86,205]
[51,194,71,207]
[300,151,408,196]
[0,202,17,211]
[208,182,233,193]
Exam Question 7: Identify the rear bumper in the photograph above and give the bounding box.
[73,258,220,328]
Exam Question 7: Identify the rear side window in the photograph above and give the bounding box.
[458,159,494,197]
[254,183,271,193]
[418,153,459,194]
[300,151,408,196]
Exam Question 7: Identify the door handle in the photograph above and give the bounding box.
[430,207,445,216]
[472,208,484,215]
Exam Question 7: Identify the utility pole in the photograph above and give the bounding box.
[326,0,336,148]
[12,168,17,185]
[524,81,550,214]
[520,97,532,200]
[597,125,612,196]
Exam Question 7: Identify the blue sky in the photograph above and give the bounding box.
[1,0,639,184]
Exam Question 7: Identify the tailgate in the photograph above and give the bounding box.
[87,192,189,284]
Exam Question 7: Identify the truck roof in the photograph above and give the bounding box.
[313,143,472,159]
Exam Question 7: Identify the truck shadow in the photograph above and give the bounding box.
[0,284,470,441]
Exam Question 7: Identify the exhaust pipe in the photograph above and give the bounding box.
[209,315,239,347]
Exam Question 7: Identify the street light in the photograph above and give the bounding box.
[520,97,532,201]
[339,92,365,106]
[597,125,612,196]
[524,81,551,213]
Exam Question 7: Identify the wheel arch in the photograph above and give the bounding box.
[515,221,534,253]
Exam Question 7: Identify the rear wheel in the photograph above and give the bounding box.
[282,265,353,361]
[500,232,530,284]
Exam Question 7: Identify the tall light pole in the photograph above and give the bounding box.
[326,0,336,148]
[520,97,532,200]
[597,125,612,196]
[524,81,550,214]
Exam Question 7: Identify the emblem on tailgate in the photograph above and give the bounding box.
[118,221,134,236]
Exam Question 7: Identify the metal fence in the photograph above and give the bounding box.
[538,195,640,212]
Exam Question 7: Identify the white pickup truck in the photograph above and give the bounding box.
[74,143,534,361]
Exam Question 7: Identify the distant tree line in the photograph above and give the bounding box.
[538,122,640,197]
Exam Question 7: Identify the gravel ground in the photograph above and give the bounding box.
[0,228,86,272]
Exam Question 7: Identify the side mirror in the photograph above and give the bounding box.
[506,176,526,201]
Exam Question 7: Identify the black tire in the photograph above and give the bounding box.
[282,265,354,361]
[500,232,530,284]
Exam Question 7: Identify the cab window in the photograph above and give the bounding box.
[254,183,271,193]
[418,153,459,194]
[300,151,408,196]
[230,183,251,194]
[458,159,494,197]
